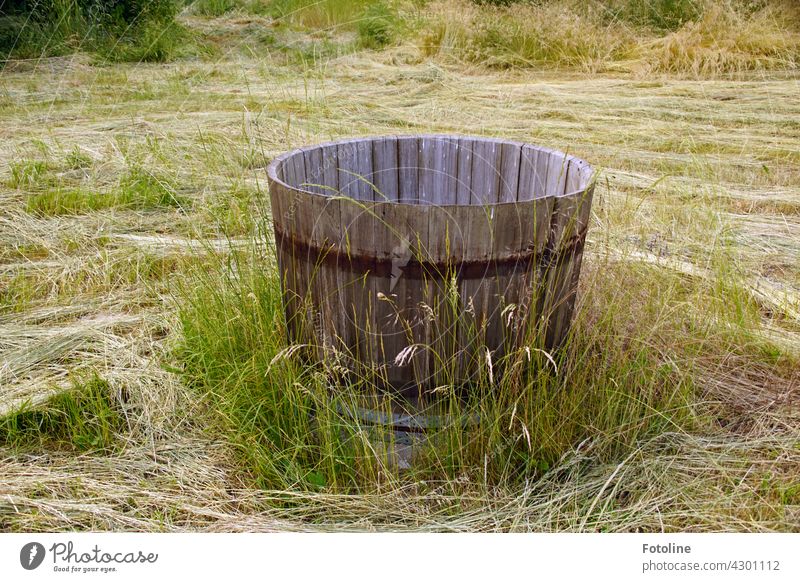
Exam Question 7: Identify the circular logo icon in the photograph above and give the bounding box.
[20,542,46,570]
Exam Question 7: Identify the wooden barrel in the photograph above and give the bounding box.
[266,135,594,392]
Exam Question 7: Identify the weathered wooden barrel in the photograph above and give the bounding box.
[266,135,594,392]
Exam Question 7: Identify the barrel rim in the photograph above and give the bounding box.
[266,134,595,206]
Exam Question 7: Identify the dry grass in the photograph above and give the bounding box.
[417,0,800,76]
[638,2,800,76]
[0,4,798,531]
[418,0,637,72]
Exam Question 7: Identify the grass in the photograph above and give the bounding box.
[191,0,241,17]
[357,3,400,49]
[2,1,798,73]
[0,372,123,452]
[64,147,93,171]
[266,0,378,30]
[416,0,800,75]
[0,0,798,532]
[602,0,705,31]
[196,184,258,236]
[94,18,190,64]
[1,249,187,312]
[640,2,800,75]
[7,161,49,189]
[176,234,708,491]
[173,174,797,497]
[420,1,636,71]
[0,0,185,63]
[23,167,188,216]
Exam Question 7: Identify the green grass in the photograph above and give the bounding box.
[7,161,50,189]
[0,1,85,60]
[0,372,123,452]
[0,0,185,62]
[117,167,188,209]
[264,0,382,30]
[24,167,188,216]
[357,3,401,49]
[94,18,190,64]
[601,0,704,31]
[174,228,724,493]
[191,0,240,17]
[195,184,258,236]
[65,147,93,171]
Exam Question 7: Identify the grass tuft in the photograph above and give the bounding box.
[7,161,49,189]
[357,3,400,49]
[94,18,190,64]
[420,1,636,71]
[191,0,240,17]
[118,166,188,209]
[0,0,184,62]
[0,372,124,452]
[65,147,93,171]
[266,0,376,30]
[24,167,188,216]
[602,0,705,31]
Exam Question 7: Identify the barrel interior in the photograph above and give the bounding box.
[272,136,592,206]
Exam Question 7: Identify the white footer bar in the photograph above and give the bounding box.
[1,533,796,581]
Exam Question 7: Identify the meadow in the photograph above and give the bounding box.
[0,0,798,531]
